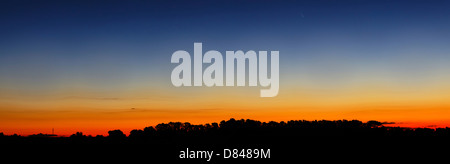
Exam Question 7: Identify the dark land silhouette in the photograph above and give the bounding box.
[2,118,450,144]
[2,118,449,164]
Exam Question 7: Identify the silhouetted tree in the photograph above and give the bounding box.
[70,132,86,138]
[366,120,382,128]
[129,129,144,139]
[108,129,126,139]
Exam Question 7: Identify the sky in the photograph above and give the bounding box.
[1,0,450,136]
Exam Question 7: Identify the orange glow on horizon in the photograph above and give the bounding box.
[1,104,450,136]
[2,79,450,136]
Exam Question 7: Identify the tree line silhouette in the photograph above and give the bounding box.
[2,118,450,144]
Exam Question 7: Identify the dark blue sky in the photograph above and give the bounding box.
[1,0,450,92]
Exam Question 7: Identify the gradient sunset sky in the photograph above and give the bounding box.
[1,0,450,136]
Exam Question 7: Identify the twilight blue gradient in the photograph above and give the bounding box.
[1,0,450,93]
